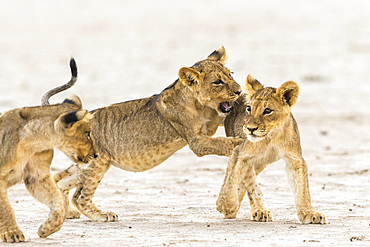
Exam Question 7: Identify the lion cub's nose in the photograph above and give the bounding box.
[94,153,99,159]
[247,127,258,133]
[235,90,242,95]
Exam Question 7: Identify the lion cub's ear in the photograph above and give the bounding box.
[207,46,227,65]
[54,110,91,135]
[63,94,82,109]
[178,67,202,90]
[245,74,264,95]
[275,81,299,107]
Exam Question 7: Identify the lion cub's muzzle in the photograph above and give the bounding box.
[243,125,267,142]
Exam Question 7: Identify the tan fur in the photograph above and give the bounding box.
[216,75,326,224]
[55,46,242,222]
[0,96,97,243]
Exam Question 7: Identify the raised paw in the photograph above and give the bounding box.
[251,209,272,222]
[297,210,326,224]
[223,137,243,157]
[38,220,63,238]
[231,137,243,147]
[38,210,66,238]
[1,229,26,243]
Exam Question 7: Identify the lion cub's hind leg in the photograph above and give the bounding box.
[72,159,118,222]
[217,146,272,222]
[23,150,68,238]
[0,177,26,243]
[54,164,81,219]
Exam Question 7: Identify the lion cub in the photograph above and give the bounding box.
[54,46,242,222]
[216,75,326,224]
[0,59,97,243]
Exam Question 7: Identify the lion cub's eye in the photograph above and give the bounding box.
[213,79,224,85]
[246,106,251,113]
[263,108,273,115]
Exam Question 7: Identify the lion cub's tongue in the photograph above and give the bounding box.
[220,102,231,112]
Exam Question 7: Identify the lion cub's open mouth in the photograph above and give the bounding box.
[219,102,232,113]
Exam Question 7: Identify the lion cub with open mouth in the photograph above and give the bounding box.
[0,59,98,243]
[216,75,326,224]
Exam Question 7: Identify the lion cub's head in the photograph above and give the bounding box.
[243,75,299,142]
[178,46,242,115]
[54,95,98,164]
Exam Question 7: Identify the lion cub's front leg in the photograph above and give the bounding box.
[243,168,272,222]
[216,147,243,218]
[284,157,326,224]
[217,145,272,221]
[189,136,242,157]
[0,179,26,243]
[24,174,68,237]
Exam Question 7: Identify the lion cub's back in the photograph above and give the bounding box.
[89,95,186,166]
[0,103,80,145]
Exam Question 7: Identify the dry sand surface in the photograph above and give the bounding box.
[0,1,370,246]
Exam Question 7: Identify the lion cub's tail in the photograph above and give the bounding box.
[41,58,78,106]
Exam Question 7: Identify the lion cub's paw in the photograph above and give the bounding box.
[298,210,326,224]
[225,137,243,156]
[105,212,119,222]
[1,229,26,243]
[231,137,243,146]
[217,205,238,219]
[38,222,63,238]
[66,206,81,219]
[216,196,239,219]
[251,209,272,222]
[91,211,119,222]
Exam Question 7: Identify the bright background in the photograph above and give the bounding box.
[1,1,369,246]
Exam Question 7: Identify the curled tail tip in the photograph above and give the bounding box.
[69,58,78,77]
[41,95,50,106]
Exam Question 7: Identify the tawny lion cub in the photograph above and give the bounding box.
[0,59,97,243]
[216,75,326,224]
[54,46,242,222]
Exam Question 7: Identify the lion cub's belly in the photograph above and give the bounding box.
[110,139,187,172]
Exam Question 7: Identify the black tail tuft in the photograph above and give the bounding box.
[70,58,78,77]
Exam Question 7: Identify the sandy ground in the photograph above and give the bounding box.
[1,0,370,246]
